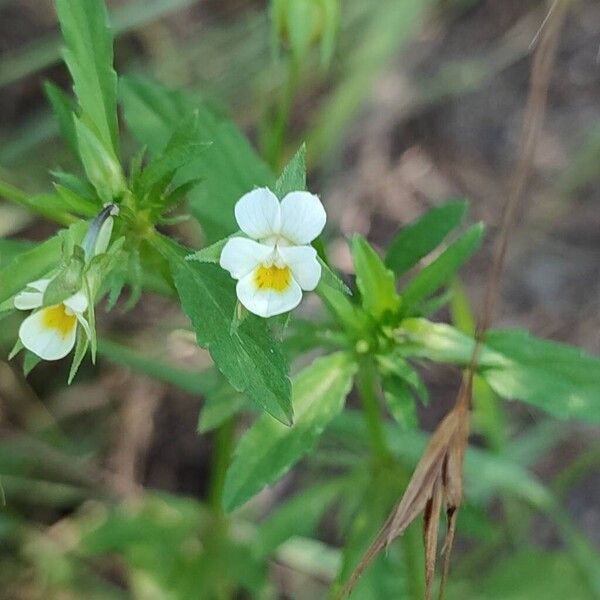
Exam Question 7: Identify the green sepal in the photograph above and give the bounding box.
[68,328,90,383]
[42,246,85,306]
[23,351,41,376]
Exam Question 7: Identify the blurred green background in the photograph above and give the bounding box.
[1,0,600,598]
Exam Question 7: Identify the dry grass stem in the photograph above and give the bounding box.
[338,1,569,597]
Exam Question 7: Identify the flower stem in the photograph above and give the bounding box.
[264,58,300,170]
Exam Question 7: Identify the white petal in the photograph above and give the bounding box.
[236,271,302,318]
[279,191,326,245]
[19,308,77,361]
[14,278,51,310]
[63,290,88,315]
[14,290,44,310]
[234,188,281,240]
[28,278,52,292]
[94,216,114,255]
[220,237,274,280]
[278,245,322,291]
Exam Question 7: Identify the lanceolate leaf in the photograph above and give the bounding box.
[56,0,119,154]
[399,318,600,422]
[352,235,400,320]
[120,75,274,242]
[0,222,86,306]
[44,81,78,156]
[223,352,357,512]
[385,200,467,277]
[483,329,600,423]
[171,252,292,425]
[401,222,484,311]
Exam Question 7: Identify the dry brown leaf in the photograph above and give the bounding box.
[424,476,443,600]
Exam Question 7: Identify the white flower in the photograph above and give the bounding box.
[14,279,90,361]
[220,187,326,318]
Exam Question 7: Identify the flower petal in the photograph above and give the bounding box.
[220,237,274,280]
[28,278,52,293]
[94,215,114,255]
[235,188,281,240]
[63,290,88,315]
[279,191,326,245]
[14,278,51,310]
[19,308,77,361]
[236,270,302,317]
[14,291,44,311]
[278,245,322,291]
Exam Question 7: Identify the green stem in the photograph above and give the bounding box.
[355,359,423,599]
[208,417,235,514]
[0,177,74,225]
[355,360,390,463]
[265,58,300,170]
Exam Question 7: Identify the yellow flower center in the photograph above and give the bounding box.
[41,304,77,337]
[254,264,291,293]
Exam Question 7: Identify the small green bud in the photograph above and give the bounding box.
[75,118,126,203]
[272,0,340,67]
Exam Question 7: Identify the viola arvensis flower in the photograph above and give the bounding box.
[13,203,118,361]
[14,280,90,360]
[220,187,326,317]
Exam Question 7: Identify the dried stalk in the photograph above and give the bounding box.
[338,2,569,598]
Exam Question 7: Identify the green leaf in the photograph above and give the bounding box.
[401,222,484,310]
[399,318,600,422]
[381,374,418,430]
[198,378,249,433]
[0,239,33,269]
[136,114,209,200]
[56,0,119,154]
[351,236,400,320]
[483,329,600,423]
[98,338,212,396]
[74,117,125,202]
[44,81,78,156]
[223,351,356,512]
[171,251,293,425]
[255,480,342,560]
[54,184,99,218]
[376,352,428,404]
[318,284,369,335]
[318,257,352,296]
[186,233,239,265]
[469,551,591,600]
[385,200,467,277]
[0,222,87,306]
[120,76,274,242]
[119,75,189,153]
[274,144,306,197]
